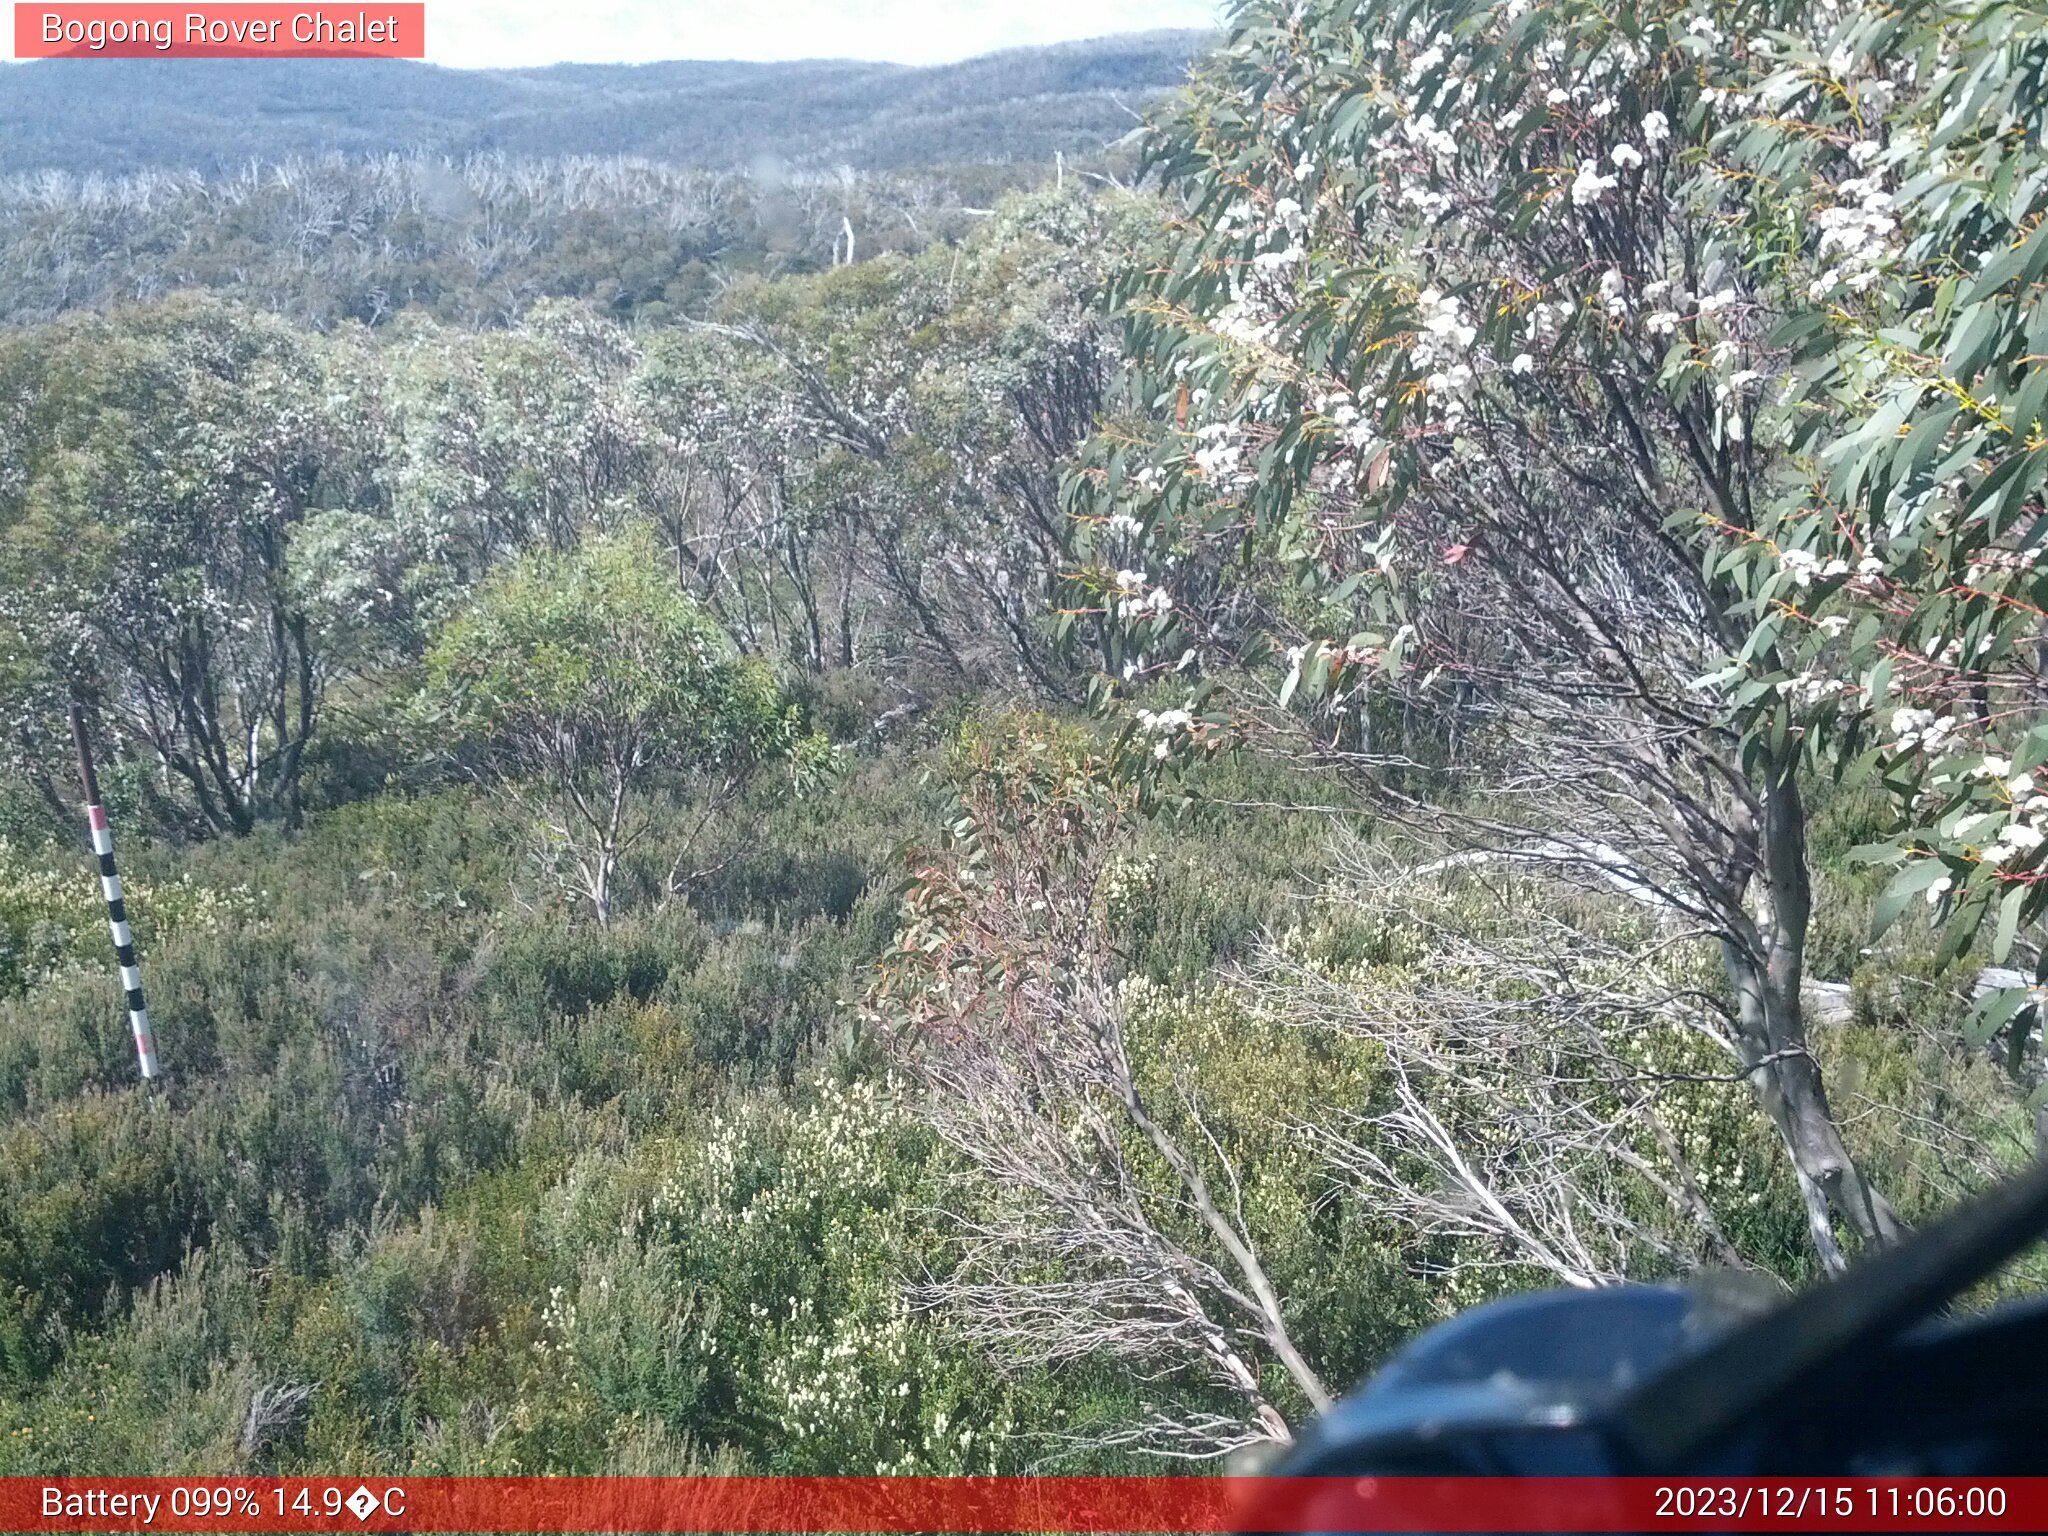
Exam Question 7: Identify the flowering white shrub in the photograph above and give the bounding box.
[0,852,257,997]
[648,1077,1021,1473]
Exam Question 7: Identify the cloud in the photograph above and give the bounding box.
[424,0,1223,68]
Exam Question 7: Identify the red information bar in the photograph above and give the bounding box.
[2,1477,2043,1532]
[13,5,424,58]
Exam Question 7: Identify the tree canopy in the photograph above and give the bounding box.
[421,527,792,922]
[1061,0,2048,1266]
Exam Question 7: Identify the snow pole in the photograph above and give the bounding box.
[69,703,160,1080]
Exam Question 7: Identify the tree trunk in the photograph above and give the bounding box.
[1721,765,1901,1274]
[588,842,616,928]
[837,544,858,668]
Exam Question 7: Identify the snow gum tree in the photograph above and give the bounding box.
[0,297,375,834]
[418,527,798,924]
[1702,0,2048,1083]
[868,713,1349,1454]
[1065,0,1911,1269]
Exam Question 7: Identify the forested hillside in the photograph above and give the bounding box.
[0,32,1204,333]
[3,0,2048,1478]
[0,32,1202,177]
[0,154,1036,329]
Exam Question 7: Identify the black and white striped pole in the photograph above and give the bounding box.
[69,704,161,1081]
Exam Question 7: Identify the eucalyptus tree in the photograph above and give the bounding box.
[870,716,1342,1455]
[418,526,794,925]
[1065,0,1904,1268]
[631,325,843,669]
[696,188,1144,694]
[383,301,642,583]
[1703,0,2048,1084]
[907,190,1152,695]
[0,297,373,833]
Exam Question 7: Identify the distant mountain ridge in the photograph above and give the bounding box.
[0,31,1209,176]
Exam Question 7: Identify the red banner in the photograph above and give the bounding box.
[12,5,424,59]
[0,1477,2042,1532]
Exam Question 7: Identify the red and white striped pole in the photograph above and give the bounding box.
[69,704,160,1080]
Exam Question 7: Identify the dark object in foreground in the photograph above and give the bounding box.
[1276,1157,2048,1477]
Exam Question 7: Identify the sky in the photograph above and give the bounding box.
[422,0,1225,68]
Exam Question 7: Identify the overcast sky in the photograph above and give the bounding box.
[421,0,1224,68]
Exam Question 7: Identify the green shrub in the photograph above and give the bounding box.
[0,1092,198,1386]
